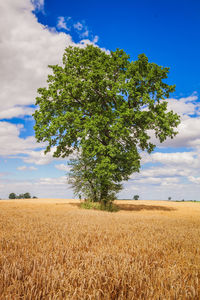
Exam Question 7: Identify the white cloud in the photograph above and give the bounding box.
[0,106,35,119]
[137,166,193,178]
[167,95,200,117]
[17,165,37,171]
[73,21,91,39]
[30,166,37,170]
[55,164,71,172]
[57,16,70,31]
[39,176,67,185]
[188,176,200,184]
[23,147,61,165]
[81,30,89,38]
[31,0,44,11]
[0,122,39,156]
[150,152,198,167]
[74,22,83,31]
[0,0,74,117]
[0,1,101,120]
[147,95,200,149]
[93,35,99,43]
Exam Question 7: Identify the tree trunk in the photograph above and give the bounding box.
[100,184,109,206]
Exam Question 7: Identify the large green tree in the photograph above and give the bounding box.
[33,45,180,204]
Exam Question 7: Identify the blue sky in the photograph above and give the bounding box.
[0,0,200,200]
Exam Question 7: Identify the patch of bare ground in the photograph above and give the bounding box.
[0,199,200,299]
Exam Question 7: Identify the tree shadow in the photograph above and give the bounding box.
[116,203,175,212]
[68,203,81,207]
[68,202,175,212]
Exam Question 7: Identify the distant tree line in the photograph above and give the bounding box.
[8,193,37,199]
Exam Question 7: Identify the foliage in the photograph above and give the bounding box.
[9,193,17,199]
[168,197,172,201]
[68,154,122,203]
[33,45,180,204]
[133,195,139,200]
[23,193,31,199]
[8,193,36,199]
[80,199,119,212]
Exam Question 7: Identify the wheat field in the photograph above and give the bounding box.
[0,199,200,299]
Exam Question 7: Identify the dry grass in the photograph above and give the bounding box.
[0,199,200,299]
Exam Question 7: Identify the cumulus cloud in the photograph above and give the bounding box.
[73,21,91,39]
[0,106,35,119]
[0,121,39,156]
[74,21,83,31]
[93,35,99,43]
[55,164,71,172]
[57,16,70,31]
[0,1,101,120]
[167,94,200,118]
[148,95,200,149]
[39,176,67,185]
[23,147,62,165]
[17,165,37,171]
[31,0,44,11]
[0,121,60,166]
[150,152,199,167]
[81,30,89,38]
[0,0,74,119]
[138,166,193,178]
[188,176,200,184]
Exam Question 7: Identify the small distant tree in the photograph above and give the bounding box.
[24,192,31,199]
[168,196,172,201]
[32,196,37,199]
[17,193,24,199]
[9,193,16,199]
[133,195,139,200]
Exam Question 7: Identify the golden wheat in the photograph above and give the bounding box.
[0,199,200,299]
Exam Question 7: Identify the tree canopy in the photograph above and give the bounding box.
[33,45,180,204]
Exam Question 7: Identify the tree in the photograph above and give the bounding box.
[68,154,122,203]
[17,193,25,199]
[24,192,31,199]
[33,45,180,206]
[133,195,139,200]
[168,196,172,201]
[9,193,17,199]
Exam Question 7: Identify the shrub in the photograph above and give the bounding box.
[80,200,119,212]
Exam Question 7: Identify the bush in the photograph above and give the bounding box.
[9,193,17,199]
[8,193,37,199]
[80,200,119,212]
